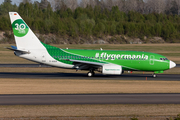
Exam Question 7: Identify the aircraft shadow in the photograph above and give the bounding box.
[0,72,179,81]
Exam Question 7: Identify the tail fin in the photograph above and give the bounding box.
[9,12,44,50]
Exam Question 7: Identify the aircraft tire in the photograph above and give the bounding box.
[153,74,157,78]
[87,72,93,77]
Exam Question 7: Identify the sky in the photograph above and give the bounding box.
[0,0,82,5]
[0,0,42,5]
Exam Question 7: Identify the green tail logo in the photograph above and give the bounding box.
[12,19,29,37]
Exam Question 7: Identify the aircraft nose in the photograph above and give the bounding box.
[170,61,176,69]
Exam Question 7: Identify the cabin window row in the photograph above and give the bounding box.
[160,58,168,61]
[53,56,147,60]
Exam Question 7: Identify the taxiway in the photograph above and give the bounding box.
[0,94,180,105]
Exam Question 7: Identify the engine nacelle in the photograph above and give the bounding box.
[101,64,122,75]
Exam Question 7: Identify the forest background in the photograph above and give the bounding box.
[0,0,180,44]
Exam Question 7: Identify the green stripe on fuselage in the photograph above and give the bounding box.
[42,43,107,65]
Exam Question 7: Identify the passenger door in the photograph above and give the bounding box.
[150,55,154,65]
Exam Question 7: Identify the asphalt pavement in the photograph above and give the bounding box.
[0,72,179,81]
[0,94,180,105]
[0,64,179,105]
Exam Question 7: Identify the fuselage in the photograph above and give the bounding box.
[16,43,174,73]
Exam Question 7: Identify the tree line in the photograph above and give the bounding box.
[0,0,180,44]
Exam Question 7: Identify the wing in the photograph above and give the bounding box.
[65,59,106,71]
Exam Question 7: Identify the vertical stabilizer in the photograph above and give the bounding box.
[9,12,45,50]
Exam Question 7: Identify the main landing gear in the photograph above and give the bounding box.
[87,71,95,77]
[152,74,157,78]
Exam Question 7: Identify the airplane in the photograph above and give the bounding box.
[7,12,176,77]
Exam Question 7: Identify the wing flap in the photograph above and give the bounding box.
[66,59,105,66]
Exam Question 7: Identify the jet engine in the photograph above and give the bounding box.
[98,64,122,75]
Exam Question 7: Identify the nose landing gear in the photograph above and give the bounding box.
[152,74,157,78]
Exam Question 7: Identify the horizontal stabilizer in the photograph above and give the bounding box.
[6,46,30,54]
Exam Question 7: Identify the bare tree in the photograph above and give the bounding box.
[104,0,113,10]
[114,0,124,11]
[175,0,180,15]
[40,0,50,10]
[90,0,97,8]
[80,0,90,8]
[143,0,151,14]
[164,0,173,14]
[51,0,59,11]
[157,0,166,13]
[94,0,100,6]
[120,0,138,13]
[4,0,12,3]
[127,0,138,11]
[99,0,106,9]
[51,0,66,11]
[136,0,145,14]
[21,0,32,4]
[146,0,166,14]
[65,0,78,10]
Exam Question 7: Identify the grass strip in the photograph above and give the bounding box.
[1,79,180,94]
[0,104,180,118]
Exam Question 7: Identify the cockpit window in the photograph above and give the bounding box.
[160,58,168,61]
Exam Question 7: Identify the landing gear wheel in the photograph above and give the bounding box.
[87,72,93,77]
[92,71,95,76]
[153,74,157,78]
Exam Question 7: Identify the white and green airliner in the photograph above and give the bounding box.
[8,12,176,77]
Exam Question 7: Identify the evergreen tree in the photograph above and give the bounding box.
[0,0,179,43]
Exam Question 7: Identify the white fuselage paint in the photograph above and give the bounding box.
[17,49,74,69]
